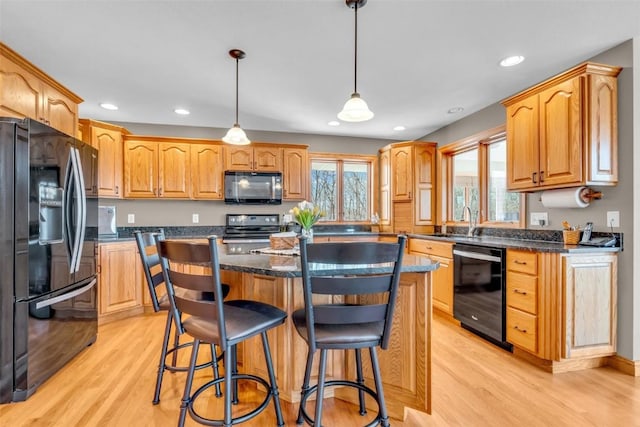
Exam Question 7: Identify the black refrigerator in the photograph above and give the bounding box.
[0,118,98,403]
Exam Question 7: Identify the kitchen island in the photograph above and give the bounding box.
[209,250,439,420]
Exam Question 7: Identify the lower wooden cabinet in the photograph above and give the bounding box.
[506,249,618,370]
[408,238,454,316]
[98,241,143,323]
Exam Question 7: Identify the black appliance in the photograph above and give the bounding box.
[224,171,283,205]
[453,243,512,351]
[0,118,98,403]
[222,213,281,254]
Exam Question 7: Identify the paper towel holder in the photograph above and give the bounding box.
[538,187,603,202]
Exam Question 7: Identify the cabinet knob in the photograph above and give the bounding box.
[532,172,537,184]
[513,325,528,334]
[539,171,544,182]
[513,288,528,295]
[514,260,527,265]
[159,187,163,196]
[115,185,119,195]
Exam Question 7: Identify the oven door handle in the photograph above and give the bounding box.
[453,249,501,263]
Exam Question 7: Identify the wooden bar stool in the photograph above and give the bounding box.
[157,236,286,427]
[294,235,406,427]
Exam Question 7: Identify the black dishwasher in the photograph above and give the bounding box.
[453,243,512,351]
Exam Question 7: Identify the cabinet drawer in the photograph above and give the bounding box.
[506,250,537,275]
[506,307,537,353]
[409,239,453,258]
[506,272,537,315]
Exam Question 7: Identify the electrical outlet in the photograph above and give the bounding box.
[606,211,620,228]
[530,212,548,226]
[192,213,199,224]
[127,214,135,224]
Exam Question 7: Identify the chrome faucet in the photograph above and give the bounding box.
[462,206,478,237]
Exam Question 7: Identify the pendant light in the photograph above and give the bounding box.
[338,0,374,122]
[222,49,251,145]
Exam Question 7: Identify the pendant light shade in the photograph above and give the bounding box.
[338,0,374,122]
[223,49,251,145]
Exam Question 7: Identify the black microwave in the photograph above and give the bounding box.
[224,171,283,204]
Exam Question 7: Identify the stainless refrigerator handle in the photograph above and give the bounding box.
[68,148,83,273]
[64,154,75,274]
[35,279,96,309]
[73,147,87,273]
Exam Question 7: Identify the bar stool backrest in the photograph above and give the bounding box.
[134,229,166,313]
[298,235,406,352]
[156,237,229,351]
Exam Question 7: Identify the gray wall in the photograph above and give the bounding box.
[419,40,638,361]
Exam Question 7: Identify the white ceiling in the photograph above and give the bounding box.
[2,1,640,141]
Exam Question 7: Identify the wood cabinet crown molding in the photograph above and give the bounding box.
[501,62,621,106]
[0,42,83,103]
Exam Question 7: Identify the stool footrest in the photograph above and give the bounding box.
[188,374,275,426]
[298,380,382,427]
[164,342,223,373]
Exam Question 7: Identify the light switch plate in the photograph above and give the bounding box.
[192,213,199,224]
[606,211,620,228]
[127,214,135,224]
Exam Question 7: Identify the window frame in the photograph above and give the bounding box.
[309,152,377,224]
[438,125,525,229]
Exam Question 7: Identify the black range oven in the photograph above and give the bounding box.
[222,214,280,254]
[453,243,512,351]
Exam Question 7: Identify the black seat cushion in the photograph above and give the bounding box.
[184,300,286,346]
[292,309,384,348]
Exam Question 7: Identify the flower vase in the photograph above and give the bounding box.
[301,227,314,243]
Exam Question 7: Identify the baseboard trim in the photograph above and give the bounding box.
[512,348,611,373]
[607,355,640,376]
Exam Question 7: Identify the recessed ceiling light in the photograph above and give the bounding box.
[499,55,525,67]
[448,107,464,114]
[393,125,406,131]
[328,121,340,126]
[174,108,190,115]
[99,103,118,111]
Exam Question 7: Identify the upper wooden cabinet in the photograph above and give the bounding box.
[379,141,437,234]
[282,147,308,201]
[191,144,224,200]
[123,136,191,199]
[0,42,82,137]
[503,62,621,191]
[79,119,128,198]
[224,145,282,171]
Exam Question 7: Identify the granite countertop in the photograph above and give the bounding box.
[409,233,621,253]
[217,252,439,278]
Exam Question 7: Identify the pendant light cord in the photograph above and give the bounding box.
[354,2,358,94]
[234,57,239,125]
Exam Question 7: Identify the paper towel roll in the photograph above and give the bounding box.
[540,187,590,208]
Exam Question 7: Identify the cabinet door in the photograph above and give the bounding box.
[224,146,253,170]
[414,144,435,225]
[506,96,539,190]
[391,146,412,200]
[99,242,142,315]
[431,254,453,315]
[158,142,190,198]
[0,54,43,120]
[124,140,158,198]
[282,147,308,200]
[93,126,123,198]
[379,148,391,227]
[254,147,282,171]
[191,144,224,199]
[538,77,583,188]
[42,85,78,137]
[587,74,618,184]
[563,253,617,359]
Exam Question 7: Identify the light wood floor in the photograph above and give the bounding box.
[1,312,639,426]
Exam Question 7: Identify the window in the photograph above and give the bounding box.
[310,154,375,223]
[440,126,524,228]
